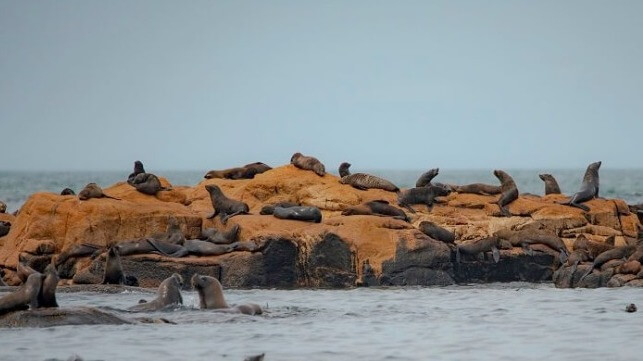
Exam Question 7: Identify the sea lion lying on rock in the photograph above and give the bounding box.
[200,224,240,244]
[418,221,455,244]
[341,200,409,221]
[579,245,637,281]
[205,185,250,224]
[494,228,569,263]
[191,274,262,315]
[129,173,170,195]
[456,237,501,263]
[338,163,399,192]
[397,185,451,213]
[454,183,501,195]
[559,161,601,212]
[78,183,120,201]
[127,160,145,184]
[260,202,299,215]
[116,239,188,258]
[204,162,271,180]
[128,274,183,312]
[290,152,325,177]
[272,206,322,223]
[572,235,614,259]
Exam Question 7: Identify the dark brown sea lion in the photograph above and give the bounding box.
[340,173,399,192]
[127,160,146,184]
[78,183,120,201]
[128,274,183,312]
[559,161,601,212]
[493,170,518,217]
[290,152,325,177]
[260,202,299,215]
[244,354,265,361]
[626,304,637,313]
[418,221,455,244]
[205,185,250,224]
[397,185,451,213]
[579,245,637,281]
[456,237,501,263]
[60,188,76,196]
[273,206,322,223]
[243,162,272,176]
[572,235,614,259]
[55,243,103,267]
[200,224,240,244]
[103,246,125,285]
[191,274,262,315]
[116,239,188,258]
[152,217,186,245]
[129,173,170,195]
[415,168,440,188]
[204,162,271,180]
[0,273,44,315]
[39,263,59,308]
[454,183,501,195]
[184,240,235,256]
[0,200,6,213]
[538,174,561,195]
[341,200,409,221]
[204,168,244,179]
[0,221,10,237]
[338,162,351,178]
[617,260,641,275]
[495,228,569,263]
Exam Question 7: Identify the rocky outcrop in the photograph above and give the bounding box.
[0,165,640,288]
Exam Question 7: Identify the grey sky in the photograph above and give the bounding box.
[1,1,642,171]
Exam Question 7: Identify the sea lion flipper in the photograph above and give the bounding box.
[492,247,500,263]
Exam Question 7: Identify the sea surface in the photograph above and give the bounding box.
[1,168,642,213]
[0,284,641,361]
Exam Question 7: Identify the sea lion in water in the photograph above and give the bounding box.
[78,183,120,201]
[129,173,170,195]
[0,273,44,315]
[456,237,501,263]
[200,224,240,244]
[244,354,265,361]
[191,274,262,315]
[39,263,59,308]
[127,160,146,184]
[338,162,351,178]
[290,152,326,177]
[341,200,409,221]
[492,170,518,217]
[205,185,250,224]
[128,274,183,312]
[0,221,10,237]
[103,246,125,285]
[273,206,322,223]
[538,174,561,195]
[260,202,299,215]
[415,168,440,188]
[60,188,76,196]
[397,185,451,213]
[418,221,455,244]
[495,228,569,263]
[559,161,601,212]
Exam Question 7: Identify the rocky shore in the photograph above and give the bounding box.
[0,164,641,289]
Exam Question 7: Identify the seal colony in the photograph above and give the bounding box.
[1,157,641,293]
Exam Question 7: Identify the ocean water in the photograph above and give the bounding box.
[0,284,641,361]
[1,168,642,213]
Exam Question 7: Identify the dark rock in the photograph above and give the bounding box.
[455,249,554,283]
[380,237,454,286]
[0,307,133,328]
[306,233,356,288]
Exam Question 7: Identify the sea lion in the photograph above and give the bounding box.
[191,274,262,315]
[559,161,601,212]
[290,152,326,177]
[0,200,6,213]
[243,162,272,176]
[454,183,502,195]
[103,246,125,285]
[128,273,183,312]
[127,160,146,184]
[418,221,455,244]
[260,202,299,215]
[205,185,250,224]
[204,162,271,180]
[200,224,240,244]
[55,243,103,267]
[572,235,614,258]
[626,304,637,313]
[538,174,561,195]
[0,273,44,315]
[60,188,76,196]
[78,183,120,201]
[273,206,322,223]
[341,200,409,221]
[116,239,188,258]
[152,217,186,245]
[415,168,440,188]
[340,173,399,192]
[493,170,518,217]
[456,237,501,263]
[17,259,37,283]
[184,239,235,256]
[129,173,169,195]
[0,221,10,237]
[579,245,637,281]
[244,354,265,361]
[397,185,451,213]
[495,228,569,263]
[39,262,59,308]
[617,260,641,275]
[338,162,351,178]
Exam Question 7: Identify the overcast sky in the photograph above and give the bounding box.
[1,1,641,171]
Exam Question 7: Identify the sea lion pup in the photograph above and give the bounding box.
[128,273,183,312]
[397,185,451,213]
[454,183,501,195]
[415,168,440,188]
[0,200,7,213]
[78,183,120,201]
[559,161,601,212]
[538,174,561,195]
[492,170,518,217]
[205,185,250,224]
[338,162,351,178]
[127,160,146,184]
[290,152,326,177]
[341,200,409,221]
[494,228,569,263]
[60,188,76,196]
[418,221,455,244]
[103,246,126,285]
[0,273,44,315]
[200,224,240,244]
[129,173,170,195]
[456,237,501,263]
[579,245,637,281]
[273,206,322,223]
[0,221,10,237]
[191,274,262,315]
[260,202,299,215]
[39,262,59,308]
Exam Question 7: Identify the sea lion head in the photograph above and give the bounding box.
[133,160,145,174]
[290,152,303,163]
[338,162,352,177]
[205,185,223,197]
[191,273,211,291]
[170,273,184,288]
[78,183,101,200]
[426,168,439,179]
[60,188,75,196]
[25,272,46,307]
[589,161,602,170]
[538,174,551,181]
